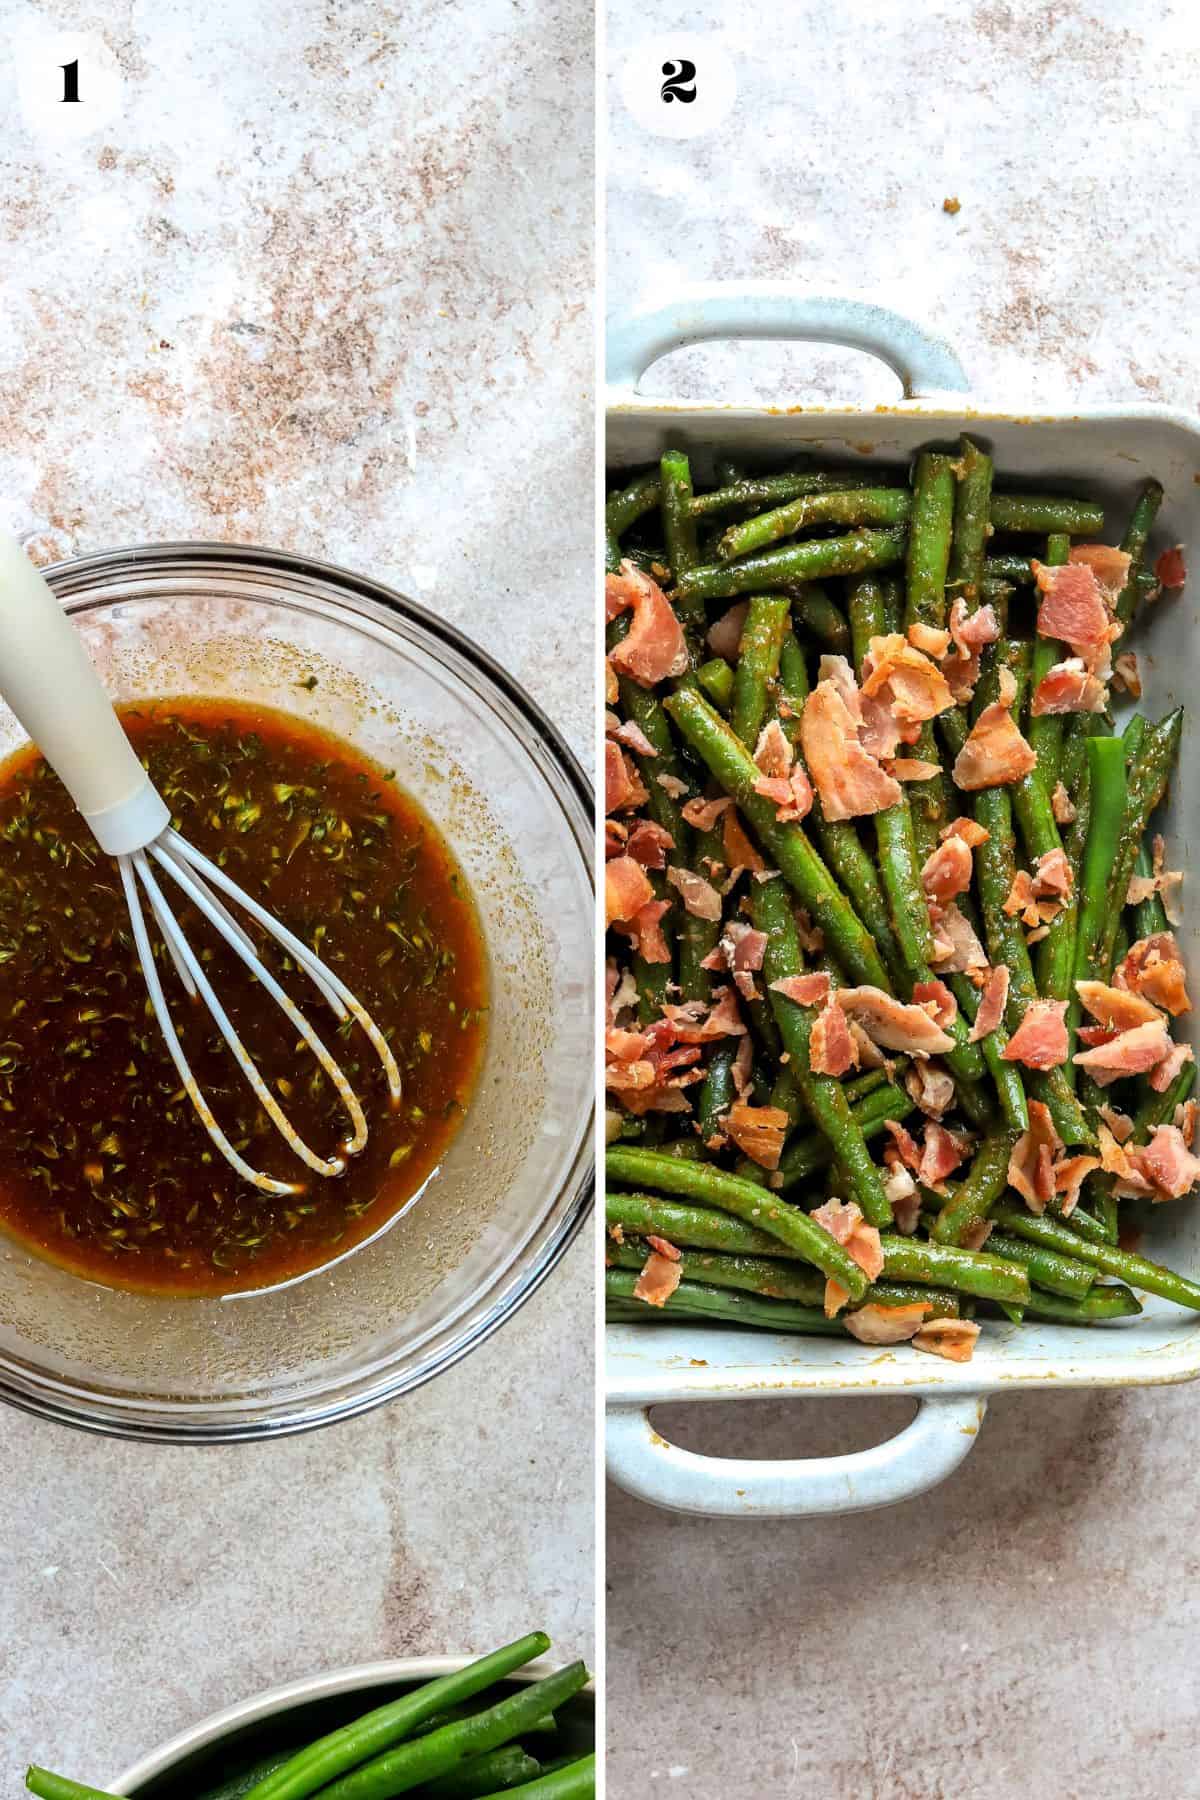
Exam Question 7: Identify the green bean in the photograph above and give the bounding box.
[1097,710,1183,975]
[983,553,1034,585]
[604,1147,869,1296]
[713,457,745,486]
[1068,737,1128,1059]
[697,1043,737,1144]
[665,686,891,988]
[608,1238,824,1303]
[316,1666,590,1800]
[776,1081,915,1190]
[989,1203,1200,1310]
[424,1747,542,1797]
[790,582,852,654]
[752,874,893,1227]
[671,527,907,607]
[717,487,911,562]
[25,1776,116,1800]
[905,450,957,629]
[1020,1284,1142,1324]
[876,1232,1029,1305]
[1131,839,1169,940]
[659,449,705,637]
[689,472,883,518]
[696,657,734,711]
[980,1228,1096,1300]
[605,470,661,569]
[947,435,993,604]
[195,1751,299,1800]
[730,595,791,746]
[470,1756,595,1799]
[241,1636,553,1800]
[606,1266,846,1333]
[609,1189,831,1261]
[989,493,1105,535]
[1114,478,1164,627]
[931,1130,1018,1245]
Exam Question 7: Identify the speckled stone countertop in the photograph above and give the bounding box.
[607,5,1200,1797]
[0,0,592,1788]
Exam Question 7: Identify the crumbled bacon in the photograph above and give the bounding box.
[666,865,723,921]
[861,632,954,730]
[661,989,747,1043]
[606,855,654,925]
[1097,1104,1134,1144]
[843,1301,931,1344]
[1031,657,1107,716]
[884,1163,921,1234]
[646,1234,681,1262]
[625,820,675,869]
[1032,848,1072,900]
[1069,543,1132,605]
[905,1061,955,1119]
[769,972,831,1008]
[1032,558,1115,660]
[707,601,748,661]
[913,1318,980,1362]
[887,757,943,782]
[1051,781,1077,825]
[944,598,1000,702]
[1112,652,1141,698]
[835,986,955,1057]
[681,795,731,831]
[1150,1040,1194,1094]
[939,815,989,848]
[1073,1018,1174,1086]
[928,900,988,974]
[1074,979,1164,1032]
[969,965,1010,1041]
[1134,1124,1200,1200]
[1008,1100,1062,1212]
[883,1118,924,1174]
[722,808,766,874]
[606,742,649,814]
[1126,836,1184,926]
[657,772,690,800]
[1001,999,1069,1070]
[919,1120,970,1188]
[908,622,952,658]
[1155,545,1187,590]
[952,667,1037,790]
[912,979,958,1030]
[807,998,856,1076]
[921,834,974,903]
[1113,931,1192,1016]
[811,1198,884,1282]
[633,1249,682,1306]
[606,562,689,686]
[960,1218,994,1252]
[610,716,658,758]
[724,1102,789,1169]
[799,675,902,821]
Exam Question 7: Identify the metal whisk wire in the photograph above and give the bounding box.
[118,828,402,1195]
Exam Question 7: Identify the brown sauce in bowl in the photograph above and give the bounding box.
[0,698,487,1295]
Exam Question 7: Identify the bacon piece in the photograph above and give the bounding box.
[912,979,957,1030]
[928,900,989,975]
[605,1026,653,1064]
[724,1101,789,1169]
[944,598,1000,702]
[1051,781,1077,825]
[1053,1153,1101,1216]
[1073,1018,1174,1086]
[633,1249,683,1307]
[1148,1040,1194,1094]
[884,1164,921,1234]
[921,834,974,904]
[913,1318,981,1363]
[769,972,831,1008]
[1112,652,1141,699]
[1132,1124,1200,1200]
[1098,1104,1134,1144]
[644,1235,681,1264]
[1113,931,1192,1016]
[1003,868,1036,924]
[707,600,748,661]
[605,818,627,860]
[606,562,689,686]
[605,855,654,925]
[625,820,674,869]
[1008,1100,1062,1212]
[681,795,731,831]
[605,742,648,814]
[1001,999,1069,1070]
[969,965,1010,1042]
[823,1278,852,1317]
[657,772,690,800]
[665,865,722,922]
[952,667,1037,790]
[753,719,793,779]
[905,1061,955,1119]
[884,1117,923,1174]
[661,989,747,1044]
[919,1120,969,1188]
[605,658,618,705]
[1128,837,1184,927]
[754,764,814,824]
[1032,559,1112,657]
[809,998,858,1076]
[610,717,658,758]
[843,1301,931,1345]
[1032,848,1072,900]
[1155,545,1187,590]
[1177,1099,1199,1149]
[1031,657,1107,716]
[1075,979,1164,1032]
[722,808,766,874]
[887,758,943,781]
[1069,543,1132,605]
[835,986,955,1057]
[799,677,903,822]
[861,632,954,728]
[908,622,952,658]
[811,1198,884,1281]
[940,815,989,848]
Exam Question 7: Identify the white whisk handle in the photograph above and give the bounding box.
[0,533,168,854]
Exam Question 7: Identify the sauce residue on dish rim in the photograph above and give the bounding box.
[0,696,488,1296]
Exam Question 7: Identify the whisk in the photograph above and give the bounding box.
[0,534,401,1195]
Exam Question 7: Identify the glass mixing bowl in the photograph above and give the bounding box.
[0,542,593,1440]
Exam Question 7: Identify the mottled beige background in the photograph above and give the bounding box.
[0,0,593,1789]
[606,5,1200,1797]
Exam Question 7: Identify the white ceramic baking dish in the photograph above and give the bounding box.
[605,283,1200,1518]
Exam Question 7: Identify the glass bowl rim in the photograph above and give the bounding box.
[0,538,595,1442]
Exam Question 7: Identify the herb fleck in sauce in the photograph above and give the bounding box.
[0,699,487,1295]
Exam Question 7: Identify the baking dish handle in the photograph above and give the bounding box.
[606,284,969,403]
[606,1393,986,1518]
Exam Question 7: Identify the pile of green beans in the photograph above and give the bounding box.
[606,440,1193,1353]
[26,1637,595,1800]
